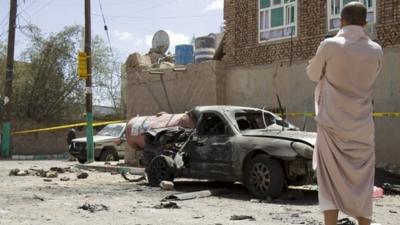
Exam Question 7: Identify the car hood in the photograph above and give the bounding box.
[241,130,316,147]
[72,136,118,143]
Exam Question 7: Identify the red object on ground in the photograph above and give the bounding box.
[373,186,384,198]
[125,112,195,150]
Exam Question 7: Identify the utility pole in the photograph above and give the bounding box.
[1,0,17,158]
[84,0,94,163]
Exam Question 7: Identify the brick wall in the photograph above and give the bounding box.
[224,0,400,67]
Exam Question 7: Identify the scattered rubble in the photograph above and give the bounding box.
[33,194,45,201]
[230,215,256,221]
[45,171,58,178]
[77,172,89,179]
[382,183,400,195]
[153,201,180,209]
[60,177,70,181]
[160,181,174,190]
[78,203,109,213]
[9,168,29,176]
[164,189,229,201]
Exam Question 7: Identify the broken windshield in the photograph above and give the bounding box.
[97,124,124,137]
[234,110,289,131]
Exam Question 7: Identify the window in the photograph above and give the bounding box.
[197,113,226,136]
[259,0,297,42]
[328,0,376,31]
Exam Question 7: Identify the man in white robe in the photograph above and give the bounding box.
[306,2,383,225]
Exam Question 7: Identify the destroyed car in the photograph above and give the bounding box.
[70,123,128,164]
[144,106,316,198]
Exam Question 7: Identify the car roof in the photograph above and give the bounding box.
[192,105,264,113]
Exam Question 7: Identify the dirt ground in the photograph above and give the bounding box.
[0,160,399,225]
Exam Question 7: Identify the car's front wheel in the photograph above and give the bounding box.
[146,155,175,187]
[99,149,118,162]
[245,155,285,198]
[78,158,86,164]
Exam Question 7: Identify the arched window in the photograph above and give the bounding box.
[259,0,297,42]
[327,0,376,31]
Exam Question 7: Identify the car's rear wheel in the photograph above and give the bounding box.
[146,155,175,187]
[245,155,285,198]
[78,158,86,164]
[99,149,118,162]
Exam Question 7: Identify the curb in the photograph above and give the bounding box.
[11,153,69,160]
[74,163,145,175]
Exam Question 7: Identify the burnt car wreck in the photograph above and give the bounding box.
[143,106,316,198]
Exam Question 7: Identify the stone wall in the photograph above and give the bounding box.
[124,61,225,118]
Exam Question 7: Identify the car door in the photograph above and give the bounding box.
[187,112,234,179]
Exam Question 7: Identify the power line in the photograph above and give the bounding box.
[91,12,223,20]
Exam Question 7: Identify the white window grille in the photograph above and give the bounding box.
[259,0,297,42]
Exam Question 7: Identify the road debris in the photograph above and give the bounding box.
[45,171,58,178]
[9,168,29,176]
[270,208,319,224]
[389,210,397,213]
[337,218,356,225]
[230,215,256,221]
[77,172,89,179]
[121,171,145,182]
[160,180,174,190]
[250,199,262,203]
[153,201,180,209]
[60,177,70,181]
[33,194,45,201]
[50,167,71,173]
[382,183,400,195]
[43,178,52,182]
[78,203,109,213]
[163,188,229,201]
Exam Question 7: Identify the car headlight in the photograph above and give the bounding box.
[94,143,102,148]
[291,142,313,159]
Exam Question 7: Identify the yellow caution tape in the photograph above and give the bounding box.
[12,120,126,135]
[276,112,400,118]
[10,112,400,135]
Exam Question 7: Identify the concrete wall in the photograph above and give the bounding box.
[10,119,86,155]
[225,47,400,164]
[125,61,225,118]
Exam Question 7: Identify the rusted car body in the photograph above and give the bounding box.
[144,106,316,198]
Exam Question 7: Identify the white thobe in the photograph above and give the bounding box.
[307,25,383,219]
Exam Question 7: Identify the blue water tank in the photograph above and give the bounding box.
[175,44,194,65]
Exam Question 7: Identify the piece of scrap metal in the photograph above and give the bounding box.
[163,188,230,201]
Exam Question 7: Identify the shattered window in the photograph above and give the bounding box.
[197,113,226,136]
[259,0,296,42]
[328,0,376,31]
[235,111,283,131]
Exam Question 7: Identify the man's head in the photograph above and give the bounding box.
[340,2,367,28]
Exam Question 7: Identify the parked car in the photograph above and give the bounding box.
[70,123,128,164]
[144,106,316,198]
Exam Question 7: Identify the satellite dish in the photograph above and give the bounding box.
[152,30,170,54]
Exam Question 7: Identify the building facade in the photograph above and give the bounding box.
[223,0,399,66]
[222,0,400,165]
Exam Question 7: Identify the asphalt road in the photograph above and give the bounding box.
[0,160,398,225]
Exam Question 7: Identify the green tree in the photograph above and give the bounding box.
[0,24,122,122]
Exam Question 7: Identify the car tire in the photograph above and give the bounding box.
[146,155,175,187]
[99,149,118,162]
[78,158,86,164]
[245,155,285,198]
